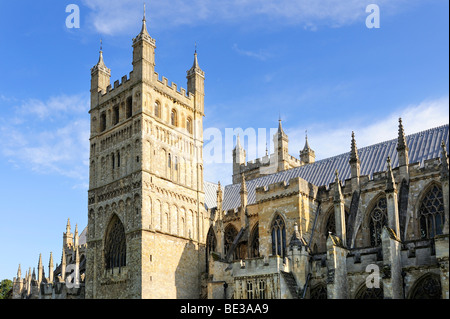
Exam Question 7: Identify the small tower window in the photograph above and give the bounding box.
[271,214,286,258]
[113,105,120,125]
[100,112,106,132]
[154,102,160,118]
[126,97,132,119]
[171,109,177,126]
[186,117,192,134]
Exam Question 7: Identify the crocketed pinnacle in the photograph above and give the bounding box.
[350,131,360,163]
[397,118,408,151]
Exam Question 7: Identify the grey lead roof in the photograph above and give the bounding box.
[204,124,449,212]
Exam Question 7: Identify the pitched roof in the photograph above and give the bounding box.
[204,124,449,212]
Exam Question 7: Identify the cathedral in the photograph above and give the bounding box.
[12,14,449,299]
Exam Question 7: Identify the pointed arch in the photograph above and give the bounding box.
[360,193,388,247]
[408,272,442,299]
[249,223,260,258]
[416,182,445,239]
[224,224,238,260]
[271,213,287,258]
[354,282,383,299]
[104,214,126,270]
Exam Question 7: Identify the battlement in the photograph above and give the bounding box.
[154,72,194,104]
[94,71,134,105]
[232,255,289,278]
[255,177,318,203]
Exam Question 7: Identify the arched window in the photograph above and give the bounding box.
[271,214,286,258]
[113,105,119,125]
[419,185,445,239]
[104,215,126,270]
[224,225,238,260]
[409,274,442,299]
[369,197,388,247]
[325,209,349,239]
[100,112,106,132]
[186,117,192,134]
[126,97,132,119]
[154,101,160,118]
[171,109,177,126]
[310,284,327,299]
[249,223,260,258]
[355,285,383,299]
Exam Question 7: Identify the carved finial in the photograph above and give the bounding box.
[397,117,408,151]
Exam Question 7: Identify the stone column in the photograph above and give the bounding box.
[381,227,403,299]
[435,234,449,299]
[326,234,348,299]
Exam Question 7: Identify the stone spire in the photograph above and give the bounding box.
[349,131,361,191]
[217,181,223,219]
[397,118,409,179]
[300,130,315,165]
[74,224,79,247]
[333,169,347,245]
[63,218,73,247]
[397,118,408,151]
[49,252,54,283]
[441,140,449,180]
[232,135,246,184]
[140,2,150,36]
[333,170,343,202]
[38,253,43,283]
[350,131,360,163]
[240,174,248,229]
[386,156,396,192]
[385,156,400,237]
[132,2,156,82]
[17,264,22,279]
[61,248,66,281]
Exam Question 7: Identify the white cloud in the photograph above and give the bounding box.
[0,94,90,184]
[286,96,450,160]
[82,0,410,35]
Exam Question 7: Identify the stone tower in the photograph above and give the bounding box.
[85,12,207,299]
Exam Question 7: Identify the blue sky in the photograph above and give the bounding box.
[0,0,448,281]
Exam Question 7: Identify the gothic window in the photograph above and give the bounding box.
[224,225,238,260]
[117,151,120,168]
[112,153,115,169]
[310,284,327,299]
[171,109,177,126]
[104,215,126,270]
[419,185,445,239]
[154,101,160,118]
[186,117,192,134]
[410,274,442,299]
[325,209,349,239]
[271,214,286,258]
[168,153,172,169]
[247,281,254,299]
[369,197,388,247]
[126,97,132,119]
[249,223,259,258]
